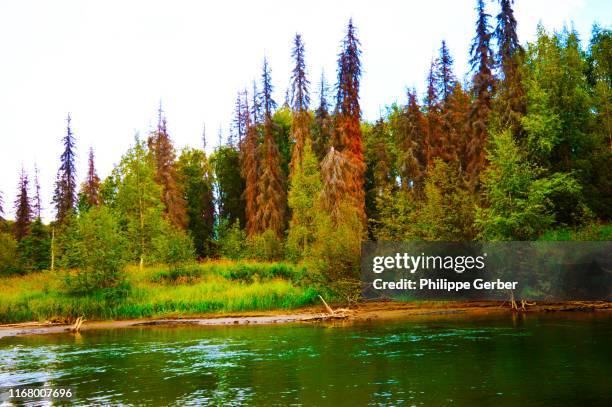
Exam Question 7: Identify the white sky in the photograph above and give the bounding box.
[0,0,609,221]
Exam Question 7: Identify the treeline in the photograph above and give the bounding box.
[0,1,610,292]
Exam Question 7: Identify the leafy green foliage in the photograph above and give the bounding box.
[0,232,19,276]
[210,146,245,228]
[61,207,129,294]
[177,148,215,258]
[477,130,583,240]
[17,218,50,272]
[287,139,322,261]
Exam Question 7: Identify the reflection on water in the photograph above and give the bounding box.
[0,313,611,406]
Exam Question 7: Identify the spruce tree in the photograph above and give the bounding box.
[79,147,101,210]
[33,164,42,219]
[53,113,77,224]
[232,90,248,145]
[313,70,332,161]
[287,138,321,259]
[334,19,365,219]
[240,95,261,236]
[467,0,496,186]
[437,40,456,103]
[148,106,188,229]
[177,147,215,258]
[289,33,311,174]
[394,90,427,189]
[261,57,277,120]
[14,167,32,241]
[424,59,443,166]
[256,58,286,236]
[494,0,526,134]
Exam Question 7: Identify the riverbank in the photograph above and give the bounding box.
[1,300,610,338]
[0,262,318,324]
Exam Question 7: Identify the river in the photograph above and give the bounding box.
[1,313,611,406]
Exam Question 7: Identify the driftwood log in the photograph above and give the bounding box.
[316,295,353,320]
[69,316,86,333]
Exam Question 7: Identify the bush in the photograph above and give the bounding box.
[306,201,362,285]
[61,207,129,295]
[217,219,248,260]
[17,218,51,272]
[0,232,20,276]
[247,229,284,261]
[150,264,202,284]
[152,226,195,273]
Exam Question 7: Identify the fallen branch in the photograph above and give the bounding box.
[318,295,335,315]
[69,316,86,333]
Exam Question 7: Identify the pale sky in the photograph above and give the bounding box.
[0,0,609,221]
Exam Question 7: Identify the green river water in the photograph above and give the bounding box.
[0,313,610,406]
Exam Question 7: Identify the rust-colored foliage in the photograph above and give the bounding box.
[440,83,470,165]
[256,122,287,237]
[241,111,260,237]
[147,108,188,229]
[82,147,101,208]
[395,91,427,189]
[335,19,365,219]
[320,147,359,222]
[253,59,287,237]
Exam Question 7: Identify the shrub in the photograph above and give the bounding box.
[247,229,284,261]
[0,232,20,276]
[152,226,195,273]
[217,219,248,260]
[61,207,129,295]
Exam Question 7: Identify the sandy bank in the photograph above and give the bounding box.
[1,300,610,339]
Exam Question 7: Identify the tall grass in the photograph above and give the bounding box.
[0,261,319,323]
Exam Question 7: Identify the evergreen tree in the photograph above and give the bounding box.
[53,113,77,224]
[108,136,167,268]
[14,167,32,241]
[287,138,321,259]
[79,147,101,211]
[424,59,443,166]
[33,164,42,219]
[467,0,496,186]
[148,107,188,229]
[320,147,359,221]
[440,82,470,165]
[261,57,277,120]
[313,70,333,161]
[477,130,582,239]
[437,40,456,103]
[494,0,526,135]
[251,80,262,125]
[177,147,215,258]
[256,58,286,237]
[212,145,246,229]
[393,91,427,189]
[0,191,4,221]
[232,90,248,145]
[364,118,396,232]
[334,19,365,219]
[419,159,477,241]
[289,33,311,174]
[18,217,50,271]
[240,102,260,236]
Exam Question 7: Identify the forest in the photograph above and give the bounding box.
[0,0,610,322]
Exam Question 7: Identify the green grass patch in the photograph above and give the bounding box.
[0,261,319,324]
